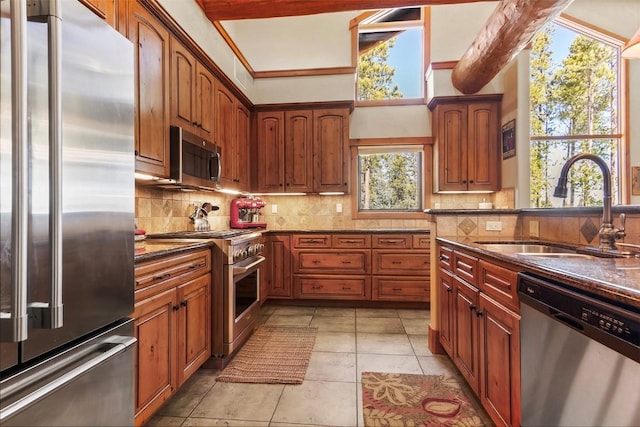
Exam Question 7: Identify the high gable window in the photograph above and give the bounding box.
[352,8,427,104]
[529,16,627,207]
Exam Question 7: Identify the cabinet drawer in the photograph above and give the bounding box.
[453,250,478,285]
[438,245,454,271]
[293,234,331,248]
[294,275,370,299]
[413,234,430,249]
[372,277,430,302]
[372,250,429,275]
[372,234,412,249]
[135,249,211,299]
[479,259,519,310]
[332,234,371,249]
[293,250,370,274]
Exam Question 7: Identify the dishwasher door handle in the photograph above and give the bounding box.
[550,309,585,332]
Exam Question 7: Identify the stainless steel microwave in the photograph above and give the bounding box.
[169,125,221,190]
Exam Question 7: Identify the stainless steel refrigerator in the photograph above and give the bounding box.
[0,0,136,425]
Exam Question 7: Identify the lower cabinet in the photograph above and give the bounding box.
[437,243,521,427]
[133,249,211,426]
[263,232,431,303]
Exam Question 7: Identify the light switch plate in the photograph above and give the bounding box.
[336,203,342,213]
[530,220,539,237]
[271,204,278,214]
[486,221,503,231]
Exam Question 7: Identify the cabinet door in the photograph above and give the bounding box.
[453,276,480,394]
[437,268,455,357]
[215,81,236,187]
[130,1,170,177]
[170,39,196,131]
[436,103,468,192]
[176,274,211,386]
[133,288,178,426]
[313,109,349,193]
[255,111,285,192]
[467,102,499,191]
[478,293,521,427]
[265,235,292,298]
[235,102,251,191]
[285,110,314,193]
[195,62,215,140]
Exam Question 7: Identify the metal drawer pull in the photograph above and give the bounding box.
[312,260,321,264]
[188,262,205,269]
[392,287,402,291]
[342,286,352,291]
[381,239,402,244]
[341,260,352,264]
[343,240,358,243]
[306,239,324,244]
[180,301,188,307]
[392,261,402,264]
[311,285,323,290]
[153,273,171,281]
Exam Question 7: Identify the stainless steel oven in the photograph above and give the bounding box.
[223,252,265,357]
[146,229,265,366]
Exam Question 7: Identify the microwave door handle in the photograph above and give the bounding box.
[27,0,64,330]
[209,151,221,181]
[1,0,29,342]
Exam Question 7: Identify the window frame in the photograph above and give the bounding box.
[350,138,432,220]
[529,14,630,205]
[350,7,430,107]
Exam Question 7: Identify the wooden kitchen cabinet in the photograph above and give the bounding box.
[129,0,171,178]
[216,80,250,191]
[79,0,117,28]
[170,38,215,140]
[429,95,502,192]
[436,242,520,426]
[254,103,351,194]
[371,234,430,302]
[264,234,292,299]
[134,248,211,426]
[313,108,349,193]
[292,233,371,300]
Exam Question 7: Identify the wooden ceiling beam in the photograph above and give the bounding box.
[198,0,493,21]
[451,0,573,94]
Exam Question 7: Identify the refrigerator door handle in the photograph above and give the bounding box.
[26,0,64,330]
[0,0,30,343]
[0,337,137,421]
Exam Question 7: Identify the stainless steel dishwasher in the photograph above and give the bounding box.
[517,273,640,427]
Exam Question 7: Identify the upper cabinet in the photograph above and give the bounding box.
[79,0,117,29]
[429,95,502,192]
[215,80,250,192]
[254,104,351,194]
[170,38,215,141]
[129,0,171,177]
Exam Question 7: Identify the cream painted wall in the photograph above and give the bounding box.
[429,2,499,62]
[221,13,356,70]
[350,106,431,138]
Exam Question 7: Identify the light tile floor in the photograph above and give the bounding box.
[147,304,492,427]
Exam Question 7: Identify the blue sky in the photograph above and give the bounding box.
[386,28,422,98]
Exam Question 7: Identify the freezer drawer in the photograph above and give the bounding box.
[0,319,136,426]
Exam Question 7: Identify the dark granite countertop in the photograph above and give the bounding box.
[263,229,430,234]
[134,240,213,263]
[425,205,640,216]
[437,236,640,310]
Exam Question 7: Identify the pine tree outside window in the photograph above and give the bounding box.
[352,8,427,105]
[529,16,628,207]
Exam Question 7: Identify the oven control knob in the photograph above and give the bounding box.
[248,246,256,256]
[233,250,243,261]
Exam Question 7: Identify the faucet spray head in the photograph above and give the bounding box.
[553,176,568,198]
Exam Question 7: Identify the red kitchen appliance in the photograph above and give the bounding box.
[230,196,267,229]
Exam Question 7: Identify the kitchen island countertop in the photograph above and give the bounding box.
[437,236,640,310]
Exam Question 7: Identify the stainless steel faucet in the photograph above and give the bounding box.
[553,153,625,250]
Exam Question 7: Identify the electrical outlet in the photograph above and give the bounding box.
[530,220,540,238]
[336,203,342,213]
[271,204,278,214]
[486,221,503,231]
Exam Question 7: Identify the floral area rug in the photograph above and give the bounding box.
[361,372,487,426]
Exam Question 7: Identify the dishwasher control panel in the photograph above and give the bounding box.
[518,273,639,361]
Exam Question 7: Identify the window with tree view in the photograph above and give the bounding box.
[530,18,624,208]
[356,8,424,101]
[358,147,422,212]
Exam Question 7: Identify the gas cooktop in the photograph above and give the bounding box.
[147,229,258,240]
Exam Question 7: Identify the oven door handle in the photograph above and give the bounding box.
[233,256,266,275]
